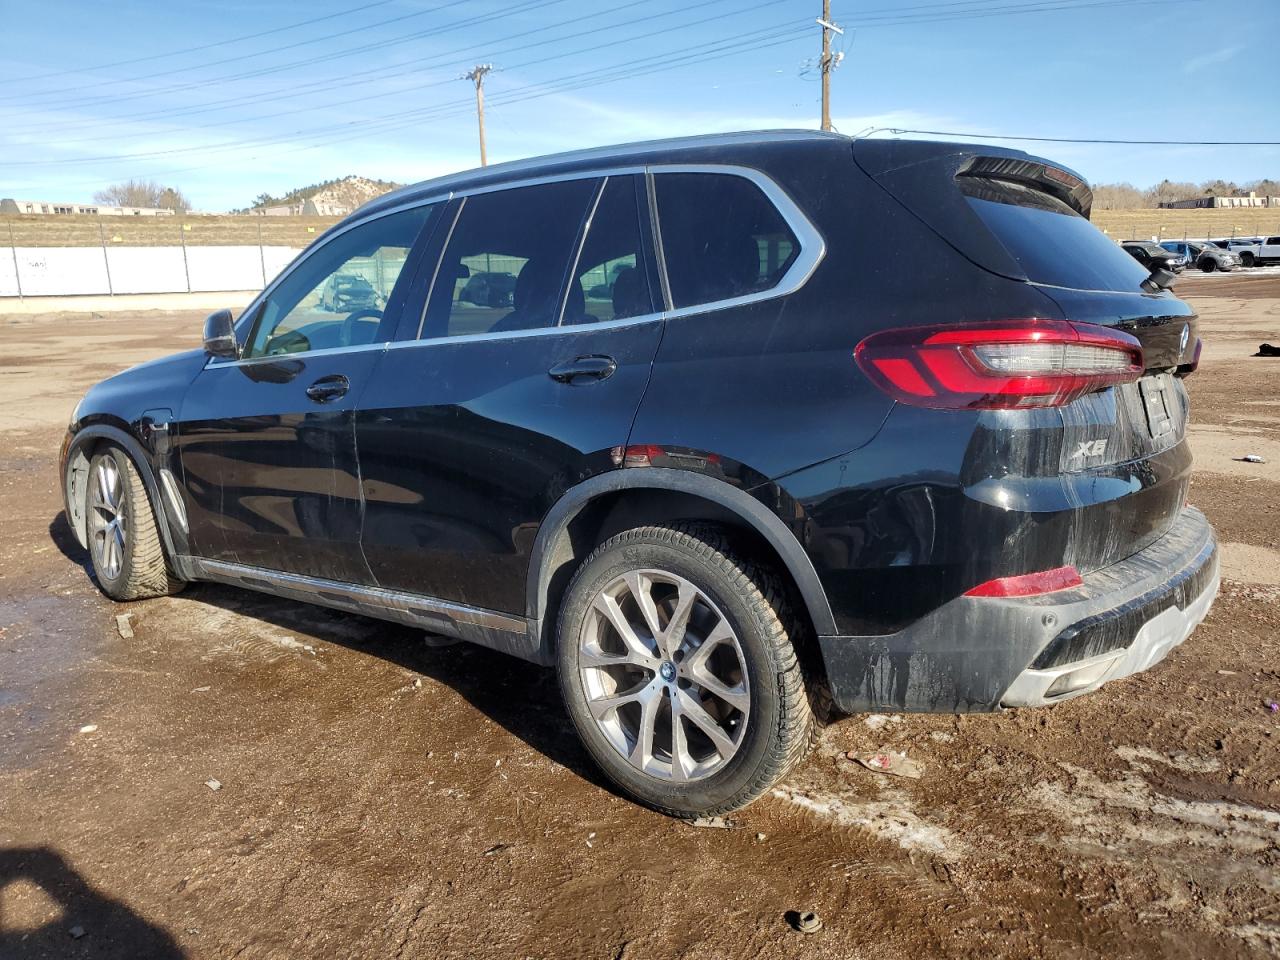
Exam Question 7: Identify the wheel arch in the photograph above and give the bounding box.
[526,469,837,663]
[63,424,181,562]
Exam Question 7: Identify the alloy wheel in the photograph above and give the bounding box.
[578,569,750,782]
[88,456,127,582]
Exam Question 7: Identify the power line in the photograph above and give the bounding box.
[0,0,1176,115]
[5,25,811,197]
[9,0,399,82]
[879,128,1280,146]
[0,0,576,112]
[0,20,809,168]
[3,0,475,103]
[15,0,738,143]
[841,0,1203,24]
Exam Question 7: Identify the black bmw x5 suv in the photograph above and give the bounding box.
[61,132,1218,817]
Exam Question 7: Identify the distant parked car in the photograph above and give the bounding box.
[1209,238,1268,266]
[1122,240,1184,273]
[1159,240,1238,273]
[459,271,517,307]
[1225,236,1280,268]
[321,273,382,312]
[586,262,635,300]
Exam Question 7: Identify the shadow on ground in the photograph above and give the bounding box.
[0,847,184,959]
[47,512,88,572]
[49,510,614,795]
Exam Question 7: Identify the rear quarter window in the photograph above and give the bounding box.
[654,172,800,309]
[960,177,1150,292]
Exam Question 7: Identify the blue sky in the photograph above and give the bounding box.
[0,0,1276,211]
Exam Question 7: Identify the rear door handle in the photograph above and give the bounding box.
[305,374,350,403]
[548,355,617,384]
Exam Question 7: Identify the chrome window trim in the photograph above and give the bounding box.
[363,130,837,213]
[557,177,608,327]
[398,164,824,350]
[415,198,464,340]
[214,162,824,363]
[386,311,665,351]
[211,341,392,368]
[647,163,826,319]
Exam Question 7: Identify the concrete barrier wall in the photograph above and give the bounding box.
[0,245,303,298]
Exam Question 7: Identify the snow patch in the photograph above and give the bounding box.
[1115,745,1220,774]
[771,786,966,860]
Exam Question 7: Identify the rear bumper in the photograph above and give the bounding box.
[817,506,1218,713]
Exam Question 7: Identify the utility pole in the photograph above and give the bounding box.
[465,64,493,166]
[817,2,844,132]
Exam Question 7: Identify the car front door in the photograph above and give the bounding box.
[355,173,665,614]
[174,204,438,582]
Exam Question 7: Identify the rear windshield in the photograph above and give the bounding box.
[960,177,1150,291]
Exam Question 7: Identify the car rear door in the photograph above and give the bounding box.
[355,173,665,614]
[174,204,438,582]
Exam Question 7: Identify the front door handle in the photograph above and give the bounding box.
[548,355,617,384]
[305,374,350,403]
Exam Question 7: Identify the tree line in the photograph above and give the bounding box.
[1092,178,1280,210]
[93,179,191,212]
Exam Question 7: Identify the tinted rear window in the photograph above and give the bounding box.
[960,177,1150,291]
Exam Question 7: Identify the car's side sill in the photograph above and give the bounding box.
[180,557,543,663]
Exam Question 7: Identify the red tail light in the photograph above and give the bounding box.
[964,565,1083,598]
[854,320,1143,409]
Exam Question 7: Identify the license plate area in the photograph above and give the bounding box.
[1139,375,1174,440]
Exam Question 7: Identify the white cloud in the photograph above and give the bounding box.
[1182,44,1243,74]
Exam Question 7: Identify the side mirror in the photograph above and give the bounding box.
[203,309,239,359]
[456,263,471,279]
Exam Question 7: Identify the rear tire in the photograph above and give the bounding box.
[556,524,814,817]
[85,447,183,602]
[1241,252,1256,267]
[1201,260,1216,273]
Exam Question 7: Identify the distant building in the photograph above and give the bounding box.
[254,203,301,217]
[1159,193,1280,209]
[0,198,176,216]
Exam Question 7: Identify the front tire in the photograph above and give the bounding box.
[556,524,813,817]
[85,447,183,601]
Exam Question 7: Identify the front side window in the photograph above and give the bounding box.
[423,178,597,339]
[243,205,433,359]
[654,173,799,309]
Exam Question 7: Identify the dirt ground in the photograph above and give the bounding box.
[1,274,1278,960]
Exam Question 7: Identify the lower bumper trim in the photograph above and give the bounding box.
[1000,569,1218,707]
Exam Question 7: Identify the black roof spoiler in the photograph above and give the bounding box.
[957,155,1094,219]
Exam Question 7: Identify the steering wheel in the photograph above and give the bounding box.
[339,308,384,346]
